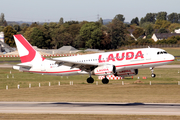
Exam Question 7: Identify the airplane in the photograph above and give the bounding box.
[13,34,175,84]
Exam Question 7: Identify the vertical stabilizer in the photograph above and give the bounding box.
[13,34,45,63]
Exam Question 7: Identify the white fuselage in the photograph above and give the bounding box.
[15,48,174,76]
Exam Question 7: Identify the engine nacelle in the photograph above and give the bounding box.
[92,65,116,76]
[115,69,138,77]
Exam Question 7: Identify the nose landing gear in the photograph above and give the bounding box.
[150,67,156,78]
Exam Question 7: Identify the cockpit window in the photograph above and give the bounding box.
[157,51,167,55]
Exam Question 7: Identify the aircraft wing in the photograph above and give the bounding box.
[50,58,98,72]
[13,63,33,70]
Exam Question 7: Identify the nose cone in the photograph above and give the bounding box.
[169,54,175,61]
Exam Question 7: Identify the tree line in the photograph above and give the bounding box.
[0,11,180,49]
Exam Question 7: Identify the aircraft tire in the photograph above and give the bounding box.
[151,73,156,78]
[87,77,94,83]
[102,78,109,84]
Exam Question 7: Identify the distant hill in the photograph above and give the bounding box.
[103,19,130,25]
[7,21,33,25]
[7,19,129,25]
[103,19,112,25]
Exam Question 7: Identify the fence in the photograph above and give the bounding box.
[123,44,180,49]
[0,54,79,58]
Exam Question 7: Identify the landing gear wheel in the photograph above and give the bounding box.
[102,78,109,84]
[87,77,94,83]
[150,67,156,78]
[151,73,156,78]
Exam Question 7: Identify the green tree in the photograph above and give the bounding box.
[108,19,127,48]
[61,32,73,46]
[137,39,154,45]
[59,17,64,25]
[166,36,177,44]
[20,23,29,32]
[114,14,125,22]
[79,22,102,49]
[24,27,34,43]
[156,39,167,44]
[50,28,63,49]
[156,11,167,20]
[0,26,4,31]
[3,26,17,46]
[143,23,154,37]
[30,22,39,28]
[30,27,47,48]
[100,32,111,49]
[154,19,171,29]
[13,24,21,32]
[168,23,180,32]
[65,21,79,25]
[168,13,179,23]
[178,13,180,23]
[157,28,169,33]
[131,17,139,26]
[0,13,7,26]
[40,23,52,48]
[99,17,103,25]
[140,13,156,25]
[132,27,144,39]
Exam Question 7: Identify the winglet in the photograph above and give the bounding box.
[13,34,45,63]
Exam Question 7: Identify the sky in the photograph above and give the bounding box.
[0,0,180,23]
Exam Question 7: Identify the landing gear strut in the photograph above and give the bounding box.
[150,67,156,78]
[87,72,94,83]
[102,76,109,84]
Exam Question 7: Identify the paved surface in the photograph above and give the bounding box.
[0,64,13,68]
[156,65,180,68]
[0,102,180,115]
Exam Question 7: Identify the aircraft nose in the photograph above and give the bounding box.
[169,54,175,61]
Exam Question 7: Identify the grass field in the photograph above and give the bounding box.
[0,114,180,120]
[163,48,180,56]
[0,68,180,103]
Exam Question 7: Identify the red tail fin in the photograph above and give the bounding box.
[13,34,45,63]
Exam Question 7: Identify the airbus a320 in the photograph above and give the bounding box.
[13,34,175,84]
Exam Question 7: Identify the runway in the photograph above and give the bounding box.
[0,102,180,115]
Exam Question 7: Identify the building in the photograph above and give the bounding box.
[0,32,4,42]
[151,33,180,42]
[174,28,180,33]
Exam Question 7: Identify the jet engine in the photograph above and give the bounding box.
[115,69,138,77]
[92,65,116,76]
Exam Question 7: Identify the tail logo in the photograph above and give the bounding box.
[14,35,36,63]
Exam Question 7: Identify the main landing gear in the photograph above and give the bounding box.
[86,72,109,84]
[86,76,109,84]
[102,76,109,84]
[150,67,156,78]
[87,77,94,83]
[87,72,94,83]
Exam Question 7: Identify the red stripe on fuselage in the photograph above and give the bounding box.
[24,59,174,74]
[26,69,81,74]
